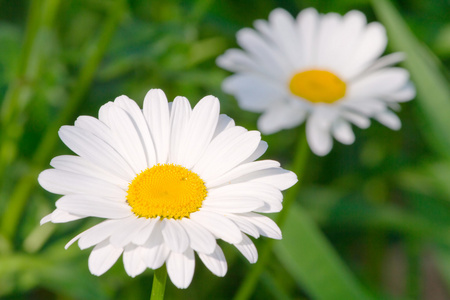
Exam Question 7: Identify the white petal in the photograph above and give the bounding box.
[161,219,189,253]
[168,96,192,164]
[58,126,135,181]
[98,102,114,125]
[178,96,220,169]
[198,245,227,277]
[315,13,341,67]
[265,8,303,68]
[206,182,280,202]
[213,114,235,139]
[234,234,258,263]
[206,182,281,213]
[206,160,280,189]
[375,110,401,130]
[217,48,274,77]
[384,82,416,102]
[306,110,334,156]
[228,167,298,191]
[50,155,128,189]
[349,68,409,98]
[342,99,386,116]
[143,89,170,164]
[142,228,170,269]
[257,102,307,135]
[222,74,286,112]
[114,95,157,167]
[132,217,160,245]
[239,212,282,239]
[88,240,123,276]
[40,213,53,225]
[332,119,355,145]
[56,195,132,219]
[202,197,264,213]
[190,211,243,244]
[76,219,124,250]
[107,105,148,173]
[362,52,405,75]
[193,126,247,174]
[253,200,282,214]
[295,8,319,66]
[179,218,216,254]
[143,244,170,270]
[41,209,84,225]
[109,217,148,248]
[52,210,84,222]
[123,244,147,277]
[166,248,195,289]
[225,214,260,238]
[241,141,268,164]
[194,128,262,181]
[340,110,371,129]
[331,10,366,73]
[343,22,387,79]
[74,116,116,147]
[38,169,127,200]
[236,28,290,79]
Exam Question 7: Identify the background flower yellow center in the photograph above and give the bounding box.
[289,69,346,103]
[126,164,207,219]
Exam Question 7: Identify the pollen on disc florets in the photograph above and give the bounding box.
[126,163,207,220]
[289,69,347,104]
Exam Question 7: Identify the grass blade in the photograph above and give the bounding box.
[275,203,372,300]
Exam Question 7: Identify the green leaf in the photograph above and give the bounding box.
[275,203,372,300]
[371,0,450,159]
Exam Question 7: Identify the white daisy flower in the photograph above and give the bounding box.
[217,8,415,156]
[39,89,297,289]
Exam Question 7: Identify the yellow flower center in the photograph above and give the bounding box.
[289,69,346,104]
[126,164,207,220]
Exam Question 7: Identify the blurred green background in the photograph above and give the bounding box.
[0,0,450,299]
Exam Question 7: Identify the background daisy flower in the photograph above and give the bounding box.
[217,8,415,156]
[38,89,297,289]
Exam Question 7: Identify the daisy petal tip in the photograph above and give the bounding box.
[57,125,69,137]
[392,52,406,62]
[285,171,299,188]
[64,235,80,250]
[269,7,289,19]
[392,123,402,131]
[200,95,220,107]
[215,55,228,68]
[40,214,52,225]
[310,143,332,157]
[144,89,168,105]
[257,120,278,136]
[113,95,134,106]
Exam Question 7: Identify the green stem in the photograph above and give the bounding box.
[150,267,168,300]
[234,128,309,300]
[406,238,421,300]
[0,0,126,242]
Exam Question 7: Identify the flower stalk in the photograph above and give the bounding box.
[151,267,168,300]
